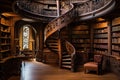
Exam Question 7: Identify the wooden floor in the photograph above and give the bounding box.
[9,59,119,80]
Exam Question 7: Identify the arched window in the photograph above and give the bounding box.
[23,25,30,49]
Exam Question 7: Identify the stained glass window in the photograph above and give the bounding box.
[23,25,29,49]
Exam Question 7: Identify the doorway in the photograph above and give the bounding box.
[15,22,37,58]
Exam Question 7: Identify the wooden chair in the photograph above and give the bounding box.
[83,54,103,75]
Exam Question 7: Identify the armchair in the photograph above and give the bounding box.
[83,54,103,75]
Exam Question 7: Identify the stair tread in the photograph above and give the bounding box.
[49,42,58,45]
[52,49,58,50]
[49,46,58,48]
[62,58,71,61]
[62,55,71,58]
[62,65,71,69]
[48,37,58,39]
[62,62,71,64]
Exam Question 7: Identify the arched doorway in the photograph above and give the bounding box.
[14,21,37,58]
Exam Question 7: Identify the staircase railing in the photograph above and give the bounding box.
[65,40,76,71]
[44,3,75,41]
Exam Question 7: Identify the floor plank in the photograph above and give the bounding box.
[9,60,119,80]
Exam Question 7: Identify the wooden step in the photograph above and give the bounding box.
[62,55,71,58]
[62,62,71,64]
[61,65,71,69]
[62,58,71,61]
[48,43,58,46]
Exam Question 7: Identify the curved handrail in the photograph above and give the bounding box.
[65,41,75,56]
[65,40,76,71]
[44,3,75,41]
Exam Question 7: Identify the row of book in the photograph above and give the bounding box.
[94,49,108,54]
[73,44,90,48]
[112,38,120,43]
[94,33,108,38]
[1,27,10,32]
[1,40,11,43]
[72,31,89,34]
[112,51,120,56]
[112,33,120,37]
[94,39,108,43]
[72,39,90,43]
[94,28,107,33]
[1,33,10,37]
[94,44,108,49]
[112,45,120,50]
[0,46,10,51]
[112,25,120,32]
[72,35,89,38]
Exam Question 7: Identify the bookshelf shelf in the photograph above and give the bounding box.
[0,15,11,59]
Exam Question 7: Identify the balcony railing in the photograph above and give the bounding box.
[15,0,114,21]
[75,0,113,15]
[16,0,73,18]
[17,0,57,17]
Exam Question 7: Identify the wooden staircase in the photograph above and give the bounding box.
[61,52,72,69]
[45,32,59,53]
[43,1,75,71]
[45,31,76,71]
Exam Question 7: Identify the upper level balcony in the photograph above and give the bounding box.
[13,0,116,22]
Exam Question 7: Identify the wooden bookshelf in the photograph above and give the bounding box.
[0,15,11,59]
[71,24,90,52]
[70,24,90,65]
[93,22,108,55]
[111,17,120,57]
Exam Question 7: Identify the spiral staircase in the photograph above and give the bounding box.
[13,0,116,71]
